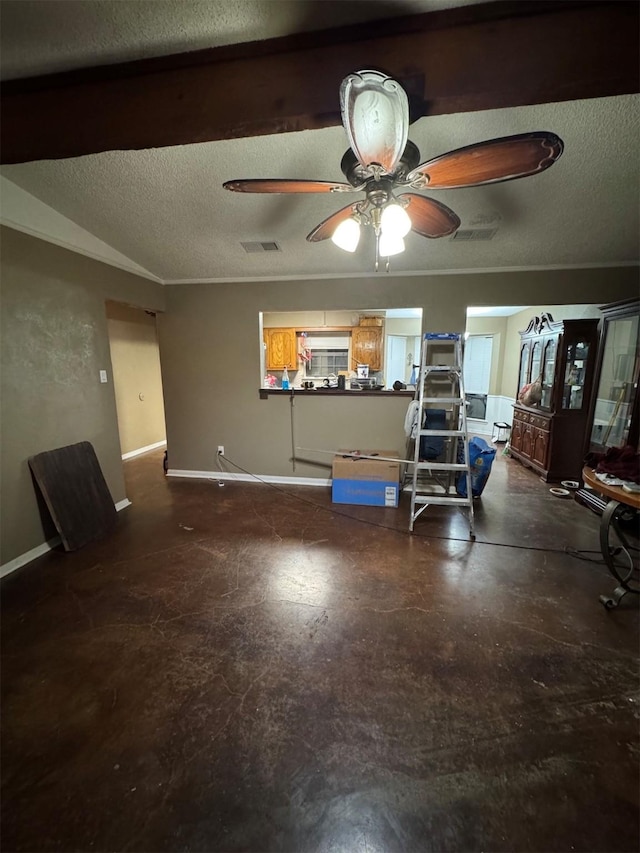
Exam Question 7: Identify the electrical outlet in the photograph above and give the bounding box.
[217,445,224,455]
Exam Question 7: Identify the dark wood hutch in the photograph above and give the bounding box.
[510,313,599,482]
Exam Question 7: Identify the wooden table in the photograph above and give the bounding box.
[582,466,640,608]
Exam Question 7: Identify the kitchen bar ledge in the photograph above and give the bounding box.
[259,388,414,399]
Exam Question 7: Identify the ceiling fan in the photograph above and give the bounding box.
[223,70,563,267]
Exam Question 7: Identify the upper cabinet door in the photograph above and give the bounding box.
[589,311,640,448]
[352,327,383,371]
[540,337,557,409]
[264,328,297,370]
[518,341,531,393]
[561,338,591,410]
[530,339,543,384]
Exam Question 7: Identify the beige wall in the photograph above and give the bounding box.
[0,227,165,565]
[106,301,166,455]
[385,318,422,337]
[159,268,636,480]
[264,310,354,327]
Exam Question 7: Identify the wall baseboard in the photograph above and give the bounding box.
[168,469,331,487]
[122,440,166,460]
[0,537,62,579]
[0,498,133,579]
[466,422,492,437]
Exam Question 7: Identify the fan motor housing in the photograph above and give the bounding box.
[367,180,394,207]
[340,140,421,187]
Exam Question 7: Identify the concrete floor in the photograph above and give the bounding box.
[1,447,638,852]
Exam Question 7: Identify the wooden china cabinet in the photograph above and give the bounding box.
[510,313,599,482]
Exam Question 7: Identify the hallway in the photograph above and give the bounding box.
[2,448,638,852]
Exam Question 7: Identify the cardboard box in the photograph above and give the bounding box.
[331,450,401,507]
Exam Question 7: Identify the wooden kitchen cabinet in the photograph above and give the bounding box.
[509,313,599,481]
[264,328,297,370]
[351,326,383,371]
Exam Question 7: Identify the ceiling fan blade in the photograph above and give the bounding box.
[408,132,564,189]
[223,178,354,193]
[306,203,360,243]
[340,70,409,175]
[398,193,460,238]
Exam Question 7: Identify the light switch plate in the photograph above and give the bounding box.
[99,370,108,383]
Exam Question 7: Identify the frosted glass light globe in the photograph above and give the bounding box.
[331,217,361,252]
[379,233,405,257]
[380,203,412,238]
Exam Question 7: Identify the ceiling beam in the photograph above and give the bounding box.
[1,1,638,164]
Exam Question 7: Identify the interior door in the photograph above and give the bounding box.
[386,335,407,386]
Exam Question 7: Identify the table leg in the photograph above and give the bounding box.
[598,499,639,609]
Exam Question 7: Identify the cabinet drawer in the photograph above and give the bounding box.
[530,414,550,430]
[513,409,529,424]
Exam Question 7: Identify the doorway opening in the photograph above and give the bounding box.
[105,301,167,465]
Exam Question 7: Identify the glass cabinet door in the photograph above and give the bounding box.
[590,314,640,448]
[540,338,557,409]
[562,339,590,409]
[530,340,542,383]
[518,342,531,393]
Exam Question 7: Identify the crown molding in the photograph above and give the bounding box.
[163,261,639,286]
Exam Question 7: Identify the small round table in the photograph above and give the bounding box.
[582,466,640,609]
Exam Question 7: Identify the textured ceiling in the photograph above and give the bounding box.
[0,0,483,79]
[0,0,638,283]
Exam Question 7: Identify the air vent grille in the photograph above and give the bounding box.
[241,241,281,253]
[452,228,497,241]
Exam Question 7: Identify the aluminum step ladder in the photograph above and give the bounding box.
[408,332,475,538]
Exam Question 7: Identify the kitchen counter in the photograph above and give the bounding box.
[259,388,414,399]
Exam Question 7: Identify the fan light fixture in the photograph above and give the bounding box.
[340,69,409,177]
[331,198,413,261]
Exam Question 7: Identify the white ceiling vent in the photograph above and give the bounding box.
[241,241,281,253]
[452,228,498,241]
